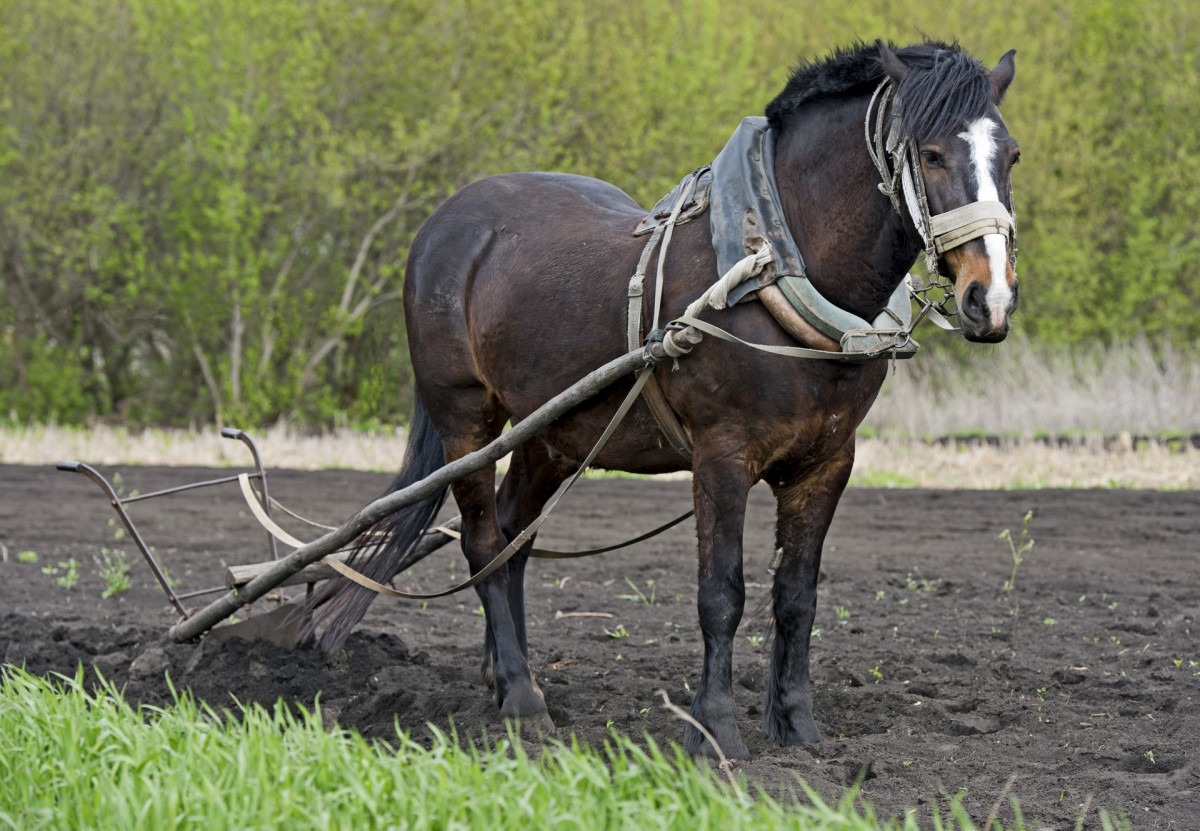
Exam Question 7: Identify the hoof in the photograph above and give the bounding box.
[499,686,555,736]
[775,725,821,746]
[505,710,557,738]
[684,722,750,760]
[762,710,822,747]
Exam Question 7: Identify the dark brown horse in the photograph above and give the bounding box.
[303,40,1020,758]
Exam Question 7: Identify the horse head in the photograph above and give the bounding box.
[876,41,1020,343]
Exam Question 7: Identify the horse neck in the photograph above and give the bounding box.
[772,97,920,321]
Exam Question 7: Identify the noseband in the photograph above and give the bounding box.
[865,81,1018,299]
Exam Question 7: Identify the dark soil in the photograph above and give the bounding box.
[2,462,1197,828]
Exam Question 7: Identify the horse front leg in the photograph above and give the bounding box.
[686,453,752,759]
[762,443,855,746]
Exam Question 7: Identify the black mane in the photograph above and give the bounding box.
[765,40,995,141]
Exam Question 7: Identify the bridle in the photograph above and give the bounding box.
[865,79,1018,318]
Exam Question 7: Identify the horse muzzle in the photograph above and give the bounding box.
[944,246,1019,343]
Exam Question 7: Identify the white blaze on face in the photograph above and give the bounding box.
[959,117,1012,328]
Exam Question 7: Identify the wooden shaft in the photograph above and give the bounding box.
[168,342,682,642]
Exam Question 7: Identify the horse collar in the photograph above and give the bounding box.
[706,117,915,354]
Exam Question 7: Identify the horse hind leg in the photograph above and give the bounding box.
[485,442,578,682]
[445,432,559,735]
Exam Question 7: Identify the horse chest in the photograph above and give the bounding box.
[757,365,886,468]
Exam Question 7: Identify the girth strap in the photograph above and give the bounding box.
[627,171,705,462]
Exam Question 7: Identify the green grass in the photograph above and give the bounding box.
[848,470,919,488]
[0,667,1131,831]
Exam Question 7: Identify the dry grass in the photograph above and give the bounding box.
[852,437,1199,489]
[4,340,1196,490]
[0,424,412,473]
[863,335,1200,437]
[3,423,1197,490]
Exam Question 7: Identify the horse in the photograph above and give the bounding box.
[301,39,1020,759]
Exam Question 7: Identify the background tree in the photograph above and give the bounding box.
[1,0,1196,427]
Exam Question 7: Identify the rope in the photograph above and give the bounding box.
[267,495,337,531]
[682,243,772,319]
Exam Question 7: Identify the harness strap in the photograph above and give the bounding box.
[239,474,306,548]
[628,171,706,462]
[627,223,664,350]
[652,170,701,331]
[273,369,651,600]
[239,473,692,563]
[530,509,694,559]
[673,315,911,361]
[929,200,1014,253]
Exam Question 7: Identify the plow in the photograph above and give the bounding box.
[58,336,699,646]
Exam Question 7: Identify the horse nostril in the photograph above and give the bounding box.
[962,282,987,323]
[1010,281,1020,311]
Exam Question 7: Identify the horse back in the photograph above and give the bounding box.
[403,172,663,414]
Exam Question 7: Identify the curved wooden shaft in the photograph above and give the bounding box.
[169,340,689,642]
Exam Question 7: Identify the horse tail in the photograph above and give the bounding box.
[300,394,449,655]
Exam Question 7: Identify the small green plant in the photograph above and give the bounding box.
[746,634,764,649]
[604,624,629,639]
[615,577,656,606]
[41,558,81,590]
[904,569,943,594]
[999,509,1036,595]
[17,550,39,564]
[868,663,884,683]
[94,549,132,599]
[834,605,851,621]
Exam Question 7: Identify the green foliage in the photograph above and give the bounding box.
[1,0,1196,427]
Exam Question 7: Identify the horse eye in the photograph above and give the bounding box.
[1011,151,1022,166]
[920,149,943,167]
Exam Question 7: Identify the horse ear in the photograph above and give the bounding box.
[876,39,909,83]
[989,49,1017,104]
